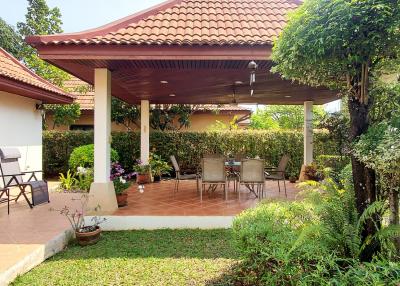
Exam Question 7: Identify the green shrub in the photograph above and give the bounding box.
[68,144,119,171]
[316,154,350,182]
[43,130,338,177]
[232,200,336,285]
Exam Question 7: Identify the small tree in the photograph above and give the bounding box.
[45,103,81,129]
[111,97,140,131]
[272,0,400,260]
[250,105,326,130]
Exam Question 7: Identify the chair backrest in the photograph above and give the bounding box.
[277,155,290,173]
[0,148,23,187]
[170,155,180,173]
[240,159,265,183]
[201,157,226,183]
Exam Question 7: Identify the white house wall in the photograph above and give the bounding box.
[0,91,42,180]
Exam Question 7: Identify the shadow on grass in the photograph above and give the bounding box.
[50,229,239,261]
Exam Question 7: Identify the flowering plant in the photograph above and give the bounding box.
[111,162,134,195]
[51,194,106,233]
[132,159,151,175]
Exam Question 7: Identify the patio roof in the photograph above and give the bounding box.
[0,48,74,103]
[26,0,338,105]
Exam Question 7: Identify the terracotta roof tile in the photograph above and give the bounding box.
[0,48,74,99]
[30,0,300,46]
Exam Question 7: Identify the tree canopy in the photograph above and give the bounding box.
[250,105,326,130]
[17,0,70,86]
[0,18,23,59]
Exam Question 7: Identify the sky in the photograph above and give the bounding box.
[1,0,340,112]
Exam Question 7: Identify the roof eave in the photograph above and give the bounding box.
[0,76,74,104]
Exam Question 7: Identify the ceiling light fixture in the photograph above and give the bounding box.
[160,80,169,84]
[285,95,292,98]
[169,94,176,97]
[234,81,243,85]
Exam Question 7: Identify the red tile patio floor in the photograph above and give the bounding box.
[114,179,300,216]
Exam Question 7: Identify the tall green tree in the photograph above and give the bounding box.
[17,0,69,86]
[272,0,400,261]
[250,105,326,130]
[0,18,23,58]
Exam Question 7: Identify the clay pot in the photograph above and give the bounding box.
[116,192,128,207]
[137,173,150,184]
[75,226,101,246]
[153,175,161,183]
[289,177,297,183]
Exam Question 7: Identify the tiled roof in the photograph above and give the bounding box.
[64,77,252,112]
[28,0,300,46]
[0,48,73,98]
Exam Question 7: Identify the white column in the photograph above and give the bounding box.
[94,69,112,182]
[88,68,117,214]
[140,100,150,164]
[304,101,314,165]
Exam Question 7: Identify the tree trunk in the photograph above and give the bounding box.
[348,96,378,261]
[389,187,400,256]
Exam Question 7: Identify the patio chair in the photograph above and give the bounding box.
[265,155,290,197]
[0,148,49,209]
[201,157,227,201]
[170,155,199,193]
[0,187,10,214]
[239,159,265,199]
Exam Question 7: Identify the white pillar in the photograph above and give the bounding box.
[304,101,314,165]
[88,68,117,214]
[94,69,112,182]
[140,100,150,165]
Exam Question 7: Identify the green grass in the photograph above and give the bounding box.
[12,229,239,286]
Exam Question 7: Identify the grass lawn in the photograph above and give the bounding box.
[12,229,239,286]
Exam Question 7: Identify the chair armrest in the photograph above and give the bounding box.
[21,170,43,174]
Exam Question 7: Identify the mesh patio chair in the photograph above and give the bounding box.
[170,155,199,193]
[239,159,265,199]
[0,148,49,209]
[0,187,10,214]
[201,157,227,201]
[265,155,290,197]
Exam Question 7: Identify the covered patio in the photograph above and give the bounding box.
[27,0,338,214]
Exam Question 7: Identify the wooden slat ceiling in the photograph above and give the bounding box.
[50,59,339,105]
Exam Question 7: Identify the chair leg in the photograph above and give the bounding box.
[277,180,281,193]
[224,184,227,200]
[7,189,9,215]
[283,178,287,198]
[200,184,203,202]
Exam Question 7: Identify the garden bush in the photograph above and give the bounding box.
[230,176,400,285]
[43,130,338,176]
[316,154,350,182]
[68,144,119,171]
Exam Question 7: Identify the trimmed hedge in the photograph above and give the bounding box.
[43,130,338,177]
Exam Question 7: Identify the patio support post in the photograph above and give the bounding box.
[87,68,118,214]
[140,100,150,164]
[300,101,314,181]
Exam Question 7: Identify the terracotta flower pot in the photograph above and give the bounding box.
[137,173,150,184]
[289,177,297,183]
[116,192,128,207]
[75,226,101,246]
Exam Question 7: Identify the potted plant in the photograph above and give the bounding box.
[150,154,172,182]
[111,162,133,207]
[133,161,151,184]
[288,171,298,183]
[304,163,323,181]
[51,194,106,246]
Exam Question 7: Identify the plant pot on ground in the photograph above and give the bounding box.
[149,154,172,183]
[75,225,101,246]
[111,162,133,208]
[133,163,151,184]
[289,176,297,183]
[51,194,106,247]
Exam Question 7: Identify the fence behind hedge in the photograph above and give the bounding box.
[43,130,339,177]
